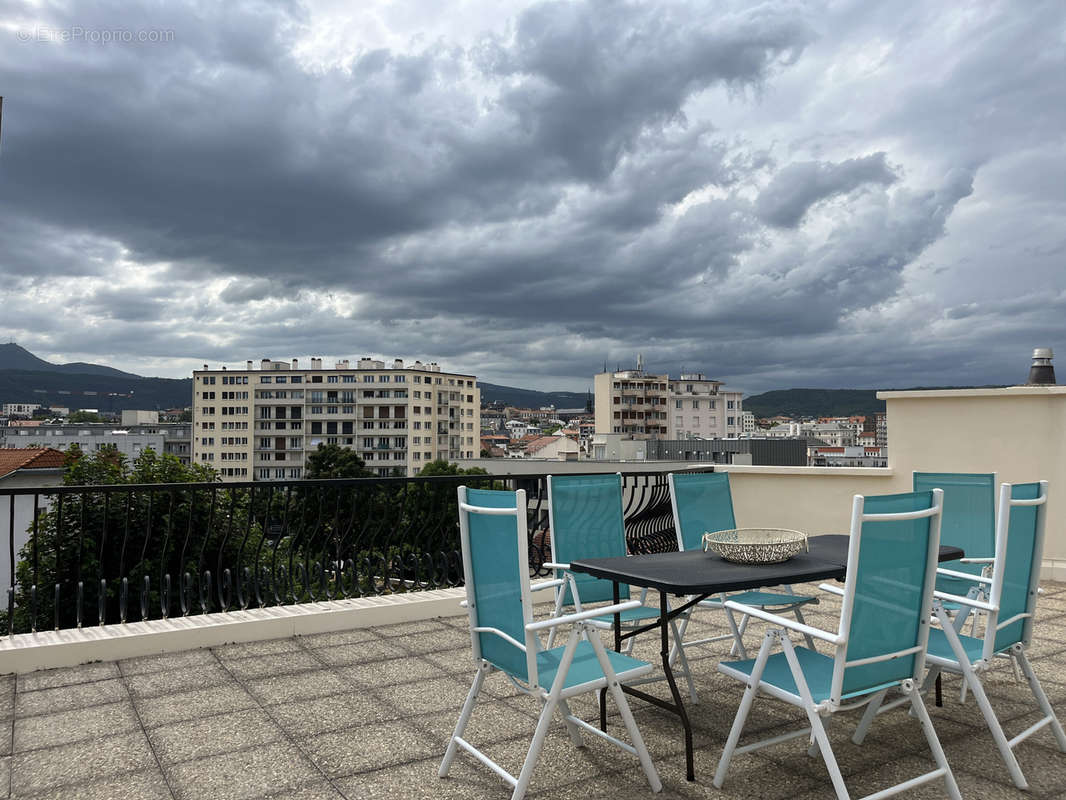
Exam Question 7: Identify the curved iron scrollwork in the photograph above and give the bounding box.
[0,468,709,635]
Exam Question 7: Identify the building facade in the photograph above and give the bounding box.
[593,369,742,439]
[0,423,191,465]
[593,370,670,438]
[192,358,480,481]
[667,373,744,439]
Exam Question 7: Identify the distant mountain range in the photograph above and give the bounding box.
[742,388,885,418]
[0,343,996,418]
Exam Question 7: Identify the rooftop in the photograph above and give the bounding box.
[4,580,1065,799]
[0,448,66,479]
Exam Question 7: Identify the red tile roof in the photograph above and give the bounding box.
[0,448,67,478]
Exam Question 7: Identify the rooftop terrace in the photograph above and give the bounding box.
[4,580,1066,800]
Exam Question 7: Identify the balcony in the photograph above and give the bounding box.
[2,386,1065,798]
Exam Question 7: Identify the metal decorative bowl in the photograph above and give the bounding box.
[702,528,808,564]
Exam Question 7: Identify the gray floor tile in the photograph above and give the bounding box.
[212,637,306,659]
[337,655,450,688]
[125,661,235,698]
[311,639,408,666]
[135,683,257,728]
[165,740,320,800]
[262,780,346,800]
[247,669,350,706]
[302,719,437,777]
[13,700,139,752]
[335,756,503,800]
[16,662,119,693]
[0,756,9,796]
[269,690,401,737]
[0,675,12,719]
[18,769,172,800]
[373,676,473,716]
[15,678,127,717]
[119,647,218,676]
[220,650,324,681]
[299,628,378,649]
[0,718,10,756]
[147,707,285,765]
[10,731,156,796]
[376,619,454,638]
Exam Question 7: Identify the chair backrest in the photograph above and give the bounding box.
[984,481,1049,657]
[832,489,943,704]
[668,471,737,552]
[548,473,630,606]
[457,486,538,684]
[912,472,995,558]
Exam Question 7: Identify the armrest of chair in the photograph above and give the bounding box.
[959,557,994,564]
[933,591,996,612]
[937,566,992,585]
[817,583,845,597]
[526,600,642,632]
[530,578,565,593]
[544,562,570,571]
[723,600,842,644]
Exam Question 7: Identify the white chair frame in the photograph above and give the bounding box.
[862,480,1065,790]
[440,487,662,800]
[713,489,963,800]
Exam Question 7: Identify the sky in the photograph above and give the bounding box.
[1,0,1064,395]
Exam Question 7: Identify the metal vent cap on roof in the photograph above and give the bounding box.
[1026,347,1056,385]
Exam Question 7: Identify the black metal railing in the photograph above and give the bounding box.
[1,469,707,636]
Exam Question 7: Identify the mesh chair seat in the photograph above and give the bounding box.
[537,641,654,692]
[700,590,818,609]
[926,627,989,664]
[587,604,664,626]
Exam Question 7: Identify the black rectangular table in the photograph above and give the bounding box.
[568,535,964,781]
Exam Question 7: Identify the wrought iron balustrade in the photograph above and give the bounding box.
[1,468,708,636]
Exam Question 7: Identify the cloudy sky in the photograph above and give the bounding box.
[1,0,1064,394]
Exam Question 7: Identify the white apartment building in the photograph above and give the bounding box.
[192,357,480,481]
[668,373,744,439]
[593,368,743,439]
[2,403,41,418]
[741,411,756,434]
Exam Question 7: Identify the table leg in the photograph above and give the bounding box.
[601,581,621,732]
[655,590,694,781]
[935,673,943,707]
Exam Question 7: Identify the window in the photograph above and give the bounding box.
[260,376,272,384]
[275,376,287,384]
[709,400,716,409]
[379,375,390,382]
[727,400,735,409]
[327,375,338,383]
[692,400,700,409]
[692,416,699,426]
[675,399,682,409]
[364,375,374,383]
[291,376,302,384]
[727,416,736,426]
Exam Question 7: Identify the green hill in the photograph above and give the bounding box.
[478,382,589,410]
[743,389,884,418]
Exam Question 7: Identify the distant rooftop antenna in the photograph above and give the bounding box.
[637,353,644,372]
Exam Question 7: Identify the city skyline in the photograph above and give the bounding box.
[1,0,1064,394]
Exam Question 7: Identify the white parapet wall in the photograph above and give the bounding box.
[0,583,561,675]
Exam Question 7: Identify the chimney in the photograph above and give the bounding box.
[1026,347,1056,385]
[292,358,298,369]
[203,364,208,370]
[247,360,253,370]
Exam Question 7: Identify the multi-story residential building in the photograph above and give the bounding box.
[593,369,669,438]
[875,411,888,450]
[0,422,191,465]
[1,403,41,418]
[741,411,756,434]
[192,358,480,481]
[594,368,745,439]
[668,373,744,439]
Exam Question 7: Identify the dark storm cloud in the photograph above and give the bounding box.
[755,153,898,228]
[1,0,1064,392]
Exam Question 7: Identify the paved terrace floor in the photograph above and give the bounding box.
[3,581,1066,799]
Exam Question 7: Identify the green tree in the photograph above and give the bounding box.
[304,443,374,478]
[68,410,104,423]
[1,446,237,634]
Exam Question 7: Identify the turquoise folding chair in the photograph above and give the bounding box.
[668,472,818,676]
[714,489,963,800]
[915,481,1065,790]
[545,473,697,699]
[913,471,996,603]
[441,486,662,799]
